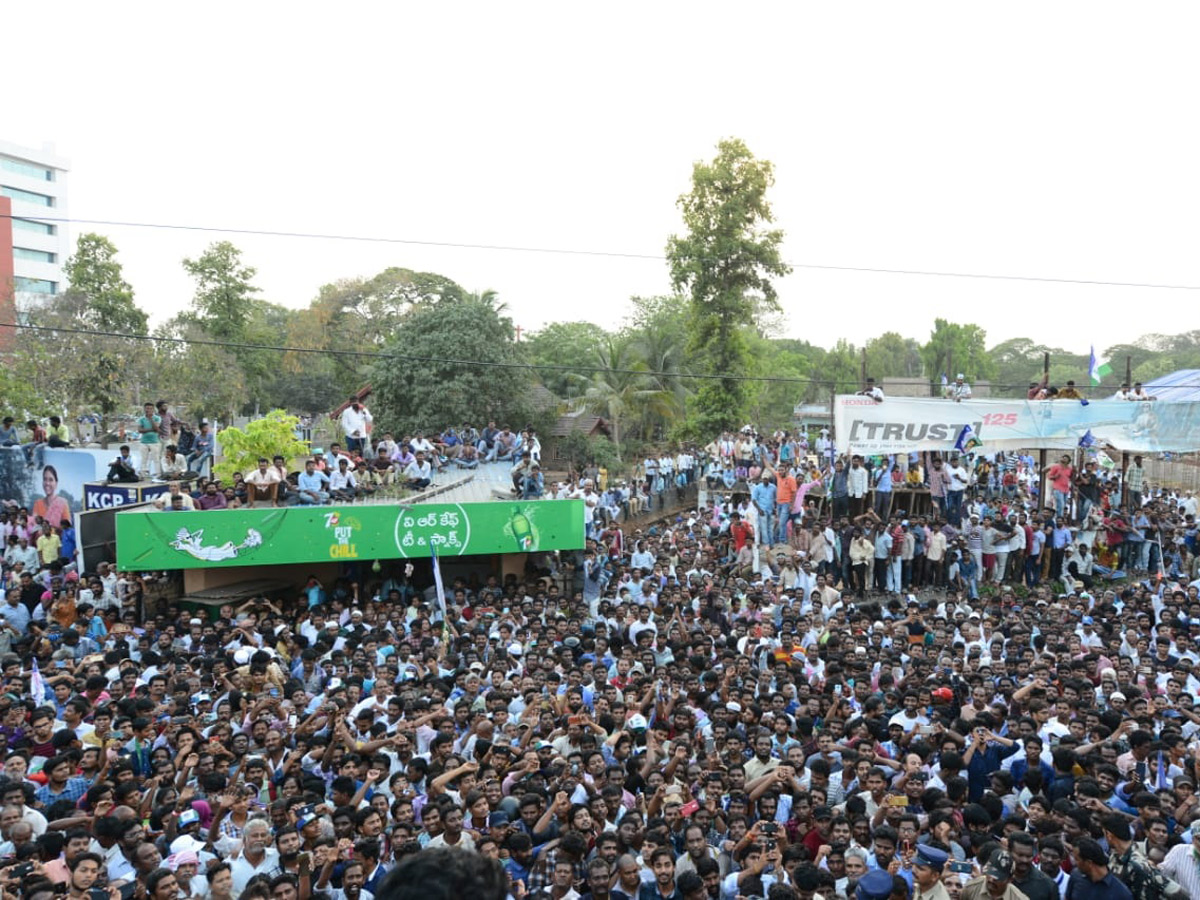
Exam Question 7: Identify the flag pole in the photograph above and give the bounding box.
[431,545,448,641]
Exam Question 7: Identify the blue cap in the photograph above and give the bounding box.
[914,845,949,871]
[1082,616,1094,625]
[856,869,894,900]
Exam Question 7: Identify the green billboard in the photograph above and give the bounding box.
[115,500,585,570]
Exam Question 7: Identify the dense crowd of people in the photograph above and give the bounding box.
[3,394,1200,900]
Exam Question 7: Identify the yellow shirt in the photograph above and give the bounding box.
[36,533,61,564]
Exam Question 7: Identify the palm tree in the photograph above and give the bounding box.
[632,325,690,433]
[583,336,671,460]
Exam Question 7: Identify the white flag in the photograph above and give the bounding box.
[30,658,47,708]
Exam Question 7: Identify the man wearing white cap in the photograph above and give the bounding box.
[946,374,972,402]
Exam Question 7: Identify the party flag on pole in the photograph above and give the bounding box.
[1089,346,1112,386]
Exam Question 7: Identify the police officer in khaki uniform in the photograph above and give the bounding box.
[963,850,1029,900]
[913,845,952,900]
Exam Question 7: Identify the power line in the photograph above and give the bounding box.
[5,213,1200,292]
[0,320,1188,392]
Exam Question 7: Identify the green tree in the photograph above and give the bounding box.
[921,319,992,388]
[23,234,154,427]
[214,409,311,481]
[182,241,259,341]
[864,332,924,380]
[556,431,621,475]
[1105,338,1169,386]
[283,267,474,401]
[0,346,51,418]
[666,139,791,436]
[739,334,807,428]
[371,292,531,436]
[623,294,691,418]
[239,300,296,414]
[819,339,862,396]
[63,234,148,335]
[985,338,1094,397]
[524,321,608,398]
[987,337,1043,396]
[150,317,247,424]
[582,335,672,458]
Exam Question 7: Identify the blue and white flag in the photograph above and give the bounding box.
[30,658,47,708]
[954,423,981,454]
[1078,430,1096,449]
[431,545,447,619]
[1089,346,1112,386]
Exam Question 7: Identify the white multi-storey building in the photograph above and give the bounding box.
[0,140,70,310]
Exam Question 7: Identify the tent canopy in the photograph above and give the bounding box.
[1127,369,1200,403]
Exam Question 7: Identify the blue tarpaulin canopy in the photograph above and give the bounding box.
[1128,370,1200,403]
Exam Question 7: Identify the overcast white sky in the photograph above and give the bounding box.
[7,2,1200,357]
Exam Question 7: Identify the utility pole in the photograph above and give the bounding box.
[1122,355,1132,510]
[828,382,836,459]
[861,347,868,390]
[1039,351,1050,512]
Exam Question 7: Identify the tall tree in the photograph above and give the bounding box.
[623,294,691,415]
[743,332,811,428]
[283,267,472,400]
[25,235,152,428]
[921,319,992,387]
[371,291,532,436]
[182,241,259,341]
[864,332,924,380]
[666,139,791,436]
[63,234,148,335]
[150,317,247,423]
[817,339,862,398]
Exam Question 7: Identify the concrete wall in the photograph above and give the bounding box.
[881,377,933,398]
[881,378,995,398]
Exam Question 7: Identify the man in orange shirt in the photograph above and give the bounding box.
[1045,454,1074,521]
[729,512,755,554]
[774,464,798,544]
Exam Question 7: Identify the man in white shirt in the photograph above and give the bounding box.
[582,484,600,539]
[946,459,970,524]
[888,694,929,733]
[946,374,972,401]
[230,820,280,896]
[339,400,373,455]
[847,456,870,518]
[329,460,360,502]
[244,458,282,508]
[403,453,432,490]
[410,433,441,472]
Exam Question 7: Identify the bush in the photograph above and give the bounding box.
[214,409,311,481]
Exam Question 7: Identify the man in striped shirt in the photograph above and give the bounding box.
[1159,833,1200,900]
[1126,455,1145,511]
